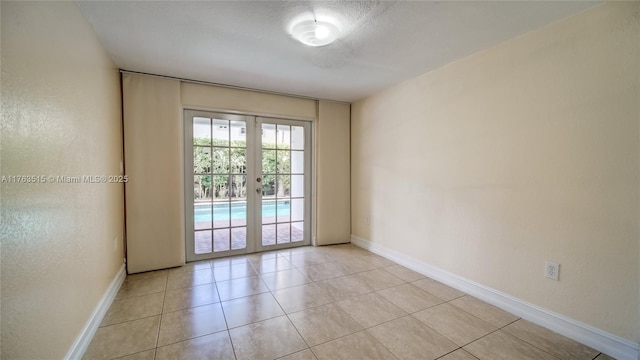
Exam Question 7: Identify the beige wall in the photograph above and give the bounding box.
[316,101,351,245]
[352,2,639,342]
[123,75,185,273]
[181,83,316,120]
[1,2,124,358]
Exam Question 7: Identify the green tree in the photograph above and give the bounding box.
[260,143,290,197]
[193,139,291,200]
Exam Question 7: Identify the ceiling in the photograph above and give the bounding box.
[77,1,600,102]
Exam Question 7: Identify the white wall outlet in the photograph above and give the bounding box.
[545,261,560,281]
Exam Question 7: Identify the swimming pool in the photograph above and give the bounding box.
[194,200,289,222]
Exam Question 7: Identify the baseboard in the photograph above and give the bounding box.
[351,235,639,360]
[64,264,126,360]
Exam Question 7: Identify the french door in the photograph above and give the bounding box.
[184,110,311,261]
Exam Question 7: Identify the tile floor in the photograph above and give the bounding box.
[84,244,615,360]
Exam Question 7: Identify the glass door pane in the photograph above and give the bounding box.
[185,111,254,261]
[258,119,310,249]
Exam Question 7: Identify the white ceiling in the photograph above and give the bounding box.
[77,1,599,102]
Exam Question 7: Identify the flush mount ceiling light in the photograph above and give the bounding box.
[289,15,340,47]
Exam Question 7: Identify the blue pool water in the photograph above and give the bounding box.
[194,200,289,222]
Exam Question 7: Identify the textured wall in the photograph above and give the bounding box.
[1,2,124,358]
[351,2,639,342]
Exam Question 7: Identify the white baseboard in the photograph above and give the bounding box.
[64,264,126,360]
[351,235,639,360]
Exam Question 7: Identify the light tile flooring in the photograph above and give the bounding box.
[84,244,615,360]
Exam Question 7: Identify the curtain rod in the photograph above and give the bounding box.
[119,69,350,105]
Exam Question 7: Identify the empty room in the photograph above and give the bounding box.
[1,1,638,360]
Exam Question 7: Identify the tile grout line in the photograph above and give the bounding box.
[407,303,523,358]
[259,260,316,359]
[100,313,165,329]
[214,278,240,360]
[297,254,393,342]
[362,312,463,359]
[313,328,402,360]
[282,312,313,356]
[499,319,588,360]
[433,348,469,360]
[112,289,166,302]
[110,348,159,360]
[493,327,564,360]
[456,317,545,358]
[273,349,312,360]
[152,273,169,360]
[149,272,237,354]
[443,294,515,325]
[274,285,411,357]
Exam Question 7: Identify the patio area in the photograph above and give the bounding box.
[195,217,304,254]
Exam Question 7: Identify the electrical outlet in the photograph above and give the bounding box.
[366,216,370,224]
[545,261,559,281]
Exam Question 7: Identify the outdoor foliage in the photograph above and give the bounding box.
[194,138,290,201]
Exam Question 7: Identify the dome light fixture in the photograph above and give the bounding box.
[290,17,339,47]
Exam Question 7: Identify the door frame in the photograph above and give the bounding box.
[183,109,313,262]
[253,116,313,253]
